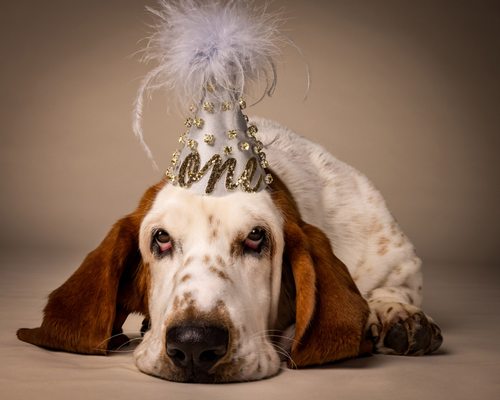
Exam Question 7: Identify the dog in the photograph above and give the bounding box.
[17,0,442,384]
[17,117,442,382]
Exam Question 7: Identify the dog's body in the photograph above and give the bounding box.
[257,118,442,354]
[18,118,442,383]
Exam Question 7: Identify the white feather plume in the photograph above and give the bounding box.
[133,0,284,168]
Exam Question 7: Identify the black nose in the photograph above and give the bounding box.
[166,324,229,374]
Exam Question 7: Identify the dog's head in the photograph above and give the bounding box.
[17,177,370,382]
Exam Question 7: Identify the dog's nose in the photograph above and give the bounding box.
[166,325,229,373]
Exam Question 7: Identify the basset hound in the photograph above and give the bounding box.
[17,118,443,382]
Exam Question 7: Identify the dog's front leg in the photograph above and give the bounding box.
[365,268,443,355]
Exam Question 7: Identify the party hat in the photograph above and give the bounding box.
[133,0,283,195]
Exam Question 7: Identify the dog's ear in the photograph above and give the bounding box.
[269,175,371,367]
[17,181,165,354]
[284,221,371,367]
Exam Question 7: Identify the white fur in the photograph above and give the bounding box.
[136,185,284,382]
[135,119,426,381]
[255,118,423,305]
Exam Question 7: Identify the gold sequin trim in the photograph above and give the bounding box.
[204,134,215,145]
[221,101,232,111]
[238,98,247,110]
[253,141,264,154]
[239,141,250,151]
[206,82,215,93]
[227,130,238,139]
[176,151,265,194]
[223,146,233,155]
[193,117,204,129]
[202,102,215,113]
[187,139,198,150]
[171,150,181,166]
[185,117,194,128]
[178,130,188,144]
[246,124,258,138]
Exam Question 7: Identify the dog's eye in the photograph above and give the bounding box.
[153,229,172,254]
[244,227,266,253]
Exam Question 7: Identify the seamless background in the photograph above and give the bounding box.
[1,1,499,399]
[1,0,499,266]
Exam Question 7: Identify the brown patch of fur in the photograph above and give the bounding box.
[378,236,390,256]
[180,274,192,283]
[203,254,211,265]
[230,234,245,258]
[209,266,232,283]
[368,217,384,234]
[210,229,219,241]
[395,233,407,247]
[183,256,193,267]
[216,255,226,268]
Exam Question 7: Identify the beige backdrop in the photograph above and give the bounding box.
[1,0,499,265]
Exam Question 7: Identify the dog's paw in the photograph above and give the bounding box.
[366,301,443,356]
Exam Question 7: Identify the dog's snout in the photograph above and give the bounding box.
[166,324,229,376]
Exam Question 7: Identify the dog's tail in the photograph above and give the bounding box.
[133,0,284,167]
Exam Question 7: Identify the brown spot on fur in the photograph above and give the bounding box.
[230,234,245,257]
[180,274,191,283]
[395,234,406,247]
[210,229,218,240]
[216,255,226,268]
[203,254,211,265]
[356,259,366,269]
[387,307,393,314]
[369,217,384,234]
[173,296,181,310]
[180,292,195,308]
[208,214,221,227]
[183,256,193,267]
[390,221,398,236]
[209,266,232,283]
[378,236,390,256]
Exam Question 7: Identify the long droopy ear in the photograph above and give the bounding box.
[270,175,371,367]
[284,221,372,367]
[17,180,165,354]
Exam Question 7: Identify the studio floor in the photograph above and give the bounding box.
[1,251,498,400]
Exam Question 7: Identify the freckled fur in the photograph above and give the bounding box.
[209,266,232,283]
